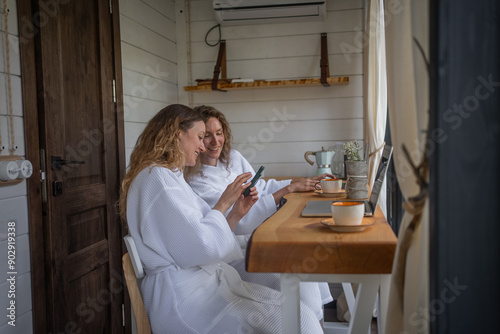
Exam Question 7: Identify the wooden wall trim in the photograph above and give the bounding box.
[17,0,47,332]
[110,0,130,332]
[111,0,126,214]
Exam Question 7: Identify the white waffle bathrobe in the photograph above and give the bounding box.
[126,166,323,334]
[189,150,289,236]
[188,150,333,307]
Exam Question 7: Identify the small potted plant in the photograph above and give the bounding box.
[344,141,362,162]
[343,141,368,199]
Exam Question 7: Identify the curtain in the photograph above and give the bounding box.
[384,0,430,333]
[363,0,388,218]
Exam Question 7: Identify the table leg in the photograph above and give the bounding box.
[348,278,379,334]
[377,274,390,334]
[342,282,356,315]
[281,274,301,334]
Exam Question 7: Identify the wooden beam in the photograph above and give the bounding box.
[320,33,330,87]
[212,40,227,91]
[184,77,349,92]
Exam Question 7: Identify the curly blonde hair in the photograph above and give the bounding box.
[119,104,204,219]
[185,105,233,180]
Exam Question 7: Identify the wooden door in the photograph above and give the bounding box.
[20,0,125,332]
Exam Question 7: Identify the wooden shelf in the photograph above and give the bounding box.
[185,34,348,92]
[184,76,349,92]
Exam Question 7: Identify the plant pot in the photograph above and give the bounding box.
[345,161,369,199]
[345,160,368,176]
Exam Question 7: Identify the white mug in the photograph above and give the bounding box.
[330,201,364,225]
[315,178,342,193]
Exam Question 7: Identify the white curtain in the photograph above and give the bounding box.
[384,0,429,333]
[363,0,388,218]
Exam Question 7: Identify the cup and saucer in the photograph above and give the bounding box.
[320,201,374,232]
[321,218,374,232]
[314,178,345,198]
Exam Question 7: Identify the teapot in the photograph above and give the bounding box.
[304,147,335,175]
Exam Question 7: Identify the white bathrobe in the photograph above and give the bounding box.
[189,150,289,235]
[126,166,323,334]
[188,150,333,307]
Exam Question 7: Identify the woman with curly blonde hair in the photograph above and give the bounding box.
[120,104,323,334]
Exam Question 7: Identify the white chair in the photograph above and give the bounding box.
[124,235,145,284]
[123,235,151,334]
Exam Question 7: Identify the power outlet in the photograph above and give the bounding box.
[0,155,27,186]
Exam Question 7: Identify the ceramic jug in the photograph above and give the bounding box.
[304,147,335,175]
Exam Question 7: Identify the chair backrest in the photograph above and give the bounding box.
[124,235,145,279]
[122,234,151,334]
[123,253,152,334]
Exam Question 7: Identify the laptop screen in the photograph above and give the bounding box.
[366,145,393,211]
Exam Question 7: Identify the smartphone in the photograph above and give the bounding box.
[243,166,265,197]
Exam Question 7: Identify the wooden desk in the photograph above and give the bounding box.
[246,192,397,334]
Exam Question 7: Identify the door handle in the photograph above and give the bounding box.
[51,156,85,170]
[40,149,47,202]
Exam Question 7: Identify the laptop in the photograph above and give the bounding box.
[301,145,393,217]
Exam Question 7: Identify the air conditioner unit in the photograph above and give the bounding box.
[213,0,327,26]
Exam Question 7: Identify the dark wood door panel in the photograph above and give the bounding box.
[68,240,110,282]
[68,266,112,333]
[51,0,105,189]
[64,184,106,215]
[67,206,107,254]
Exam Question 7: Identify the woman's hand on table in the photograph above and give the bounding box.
[272,177,316,204]
[310,173,336,181]
[289,173,335,191]
[288,178,318,192]
[272,173,337,204]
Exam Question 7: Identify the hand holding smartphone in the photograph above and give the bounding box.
[243,166,265,197]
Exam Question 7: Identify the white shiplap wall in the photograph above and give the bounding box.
[119,0,178,167]
[179,0,365,177]
[0,0,33,333]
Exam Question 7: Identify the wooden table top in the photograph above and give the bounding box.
[245,191,398,275]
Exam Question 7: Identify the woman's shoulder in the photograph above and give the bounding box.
[187,167,208,183]
[138,164,171,175]
[229,149,242,158]
[229,149,249,163]
[229,149,253,170]
[135,165,179,184]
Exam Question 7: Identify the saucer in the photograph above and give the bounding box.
[320,218,374,232]
[316,190,345,198]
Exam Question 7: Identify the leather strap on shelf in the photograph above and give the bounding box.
[212,40,227,91]
[320,33,330,87]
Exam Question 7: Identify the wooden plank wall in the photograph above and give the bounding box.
[120,0,365,176]
[0,0,34,332]
[181,0,365,177]
[119,0,178,167]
